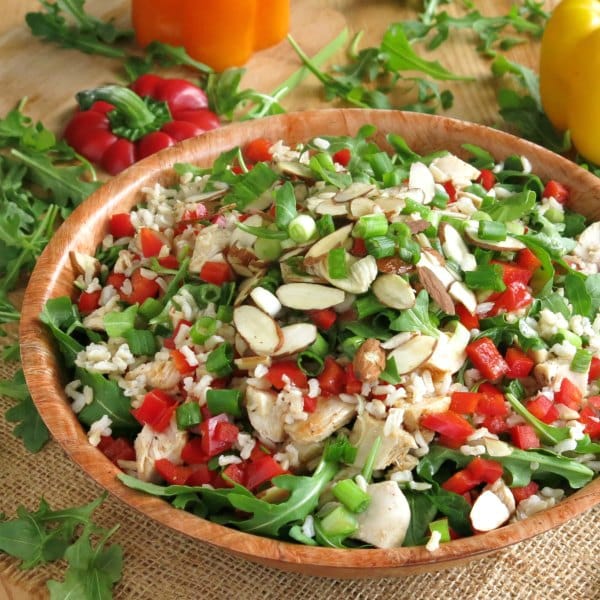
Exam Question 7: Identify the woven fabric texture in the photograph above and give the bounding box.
[1,353,599,600]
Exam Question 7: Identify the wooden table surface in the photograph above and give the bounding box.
[0,1,558,598]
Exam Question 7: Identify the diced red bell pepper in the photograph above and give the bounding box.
[121,269,160,305]
[332,148,352,167]
[131,389,177,432]
[266,360,308,390]
[344,363,363,394]
[106,272,126,292]
[186,463,213,486]
[171,348,196,375]
[505,347,535,378]
[200,414,239,457]
[466,337,509,381]
[455,303,480,330]
[243,138,273,163]
[421,410,475,444]
[491,281,533,316]
[450,391,481,414]
[308,308,337,331]
[526,395,559,424]
[303,395,318,413]
[78,290,101,315]
[555,377,583,411]
[222,463,247,487]
[163,320,192,350]
[155,458,192,485]
[465,456,503,484]
[350,237,367,257]
[139,227,168,258]
[492,261,533,286]
[441,469,480,494]
[580,396,600,438]
[442,180,457,203]
[543,180,569,204]
[318,357,346,396]
[109,213,136,238]
[483,414,509,434]
[97,436,136,465]
[589,357,600,383]
[511,481,539,503]
[181,437,209,464]
[516,248,542,272]
[476,168,496,191]
[199,261,233,285]
[245,455,286,491]
[476,388,509,417]
[510,424,540,449]
[158,254,179,269]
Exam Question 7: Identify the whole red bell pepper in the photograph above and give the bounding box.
[64,74,220,175]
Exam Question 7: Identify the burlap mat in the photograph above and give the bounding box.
[1,349,599,600]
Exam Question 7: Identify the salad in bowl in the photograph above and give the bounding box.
[36,119,600,554]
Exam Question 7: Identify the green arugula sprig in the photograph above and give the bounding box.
[0,495,123,598]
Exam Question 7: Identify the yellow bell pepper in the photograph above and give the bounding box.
[539,0,600,163]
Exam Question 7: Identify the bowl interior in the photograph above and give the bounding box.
[19,109,600,577]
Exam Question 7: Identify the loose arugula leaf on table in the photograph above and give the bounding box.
[26,0,133,59]
[1,369,50,453]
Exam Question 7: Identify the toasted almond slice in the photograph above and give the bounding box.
[484,438,513,457]
[250,286,282,317]
[430,154,481,185]
[439,222,477,272]
[417,250,456,289]
[417,266,456,315]
[233,305,283,356]
[189,188,229,202]
[350,197,377,218]
[463,222,526,251]
[448,281,477,314]
[230,214,262,248]
[376,257,413,275]
[388,335,437,375]
[372,274,416,310]
[276,161,314,179]
[305,224,353,259]
[279,263,326,284]
[380,331,418,350]
[315,199,349,216]
[276,283,345,310]
[334,182,376,203]
[406,219,431,234]
[314,254,378,294]
[234,270,267,306]
[408,162,436,204]
[273,323,318,356]
[373,196,406,215]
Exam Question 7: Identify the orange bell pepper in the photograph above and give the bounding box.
[131,0,290,72]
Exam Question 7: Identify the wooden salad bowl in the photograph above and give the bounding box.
[19,109,600,577]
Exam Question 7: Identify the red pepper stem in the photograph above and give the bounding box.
[76,85,157,129]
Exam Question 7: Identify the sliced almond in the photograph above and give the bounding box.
[234,270,266,306]
[230,214,262,248]
[373,196,406,215]
[430,154,481,185]
[233,305,283,356]
[250,286,282,317]
[439,222,477,272]
[469,490,511,532]
[305,224,353,259]
[273,323,318,356]
[408,162,436,204]
[388,335,437,375]
[484,438,513,457]
[226,245,266,277]
[426,322,469,374]
[380,331,418,351]
[276,283,345,310]
[376,257,413,275]
[315,199,349,216]
[350,197,377,218]
[334,182,376,203]
[234,355,272,371]
[353,338,386,383]
[417,266,455,315]
[314,254,378,294]
[276,161,314,179]
[406,219,431,234]
[372,274,416,310]
[463,222,526,251]
[417,250,457,289]
[448,281,477,314]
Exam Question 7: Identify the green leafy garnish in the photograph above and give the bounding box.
[390,290,439,337]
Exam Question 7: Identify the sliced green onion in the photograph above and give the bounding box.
[205,343,233,377]
[236,221,289,240]
[544,207,565,223]
[354,294,386,319]
[340,335,366,358]
[327,247,348,279]
[188,283,221,307]
[323,434,357,463]
[551,328,582,348]
[478,220,507,241]
[398,238,421,264]
[176,402,202,430]
[428,518,451,543]
[464,264,506,292]
[309,333,329,357]
[297,351,325,376]
[319,505,358,537]
[123,329,157,356]
[431,189,449,209]
[189,316,217,345]
[365,236,395,258]
[571,348,592,374]
[464,183,488,199]
[361,436,382,483]
[254,237,282,260]
[401,198,430,219]
[317,214,335,237]
[353,213,388,239]
[206,389,242,417]
[104,304,137,338]
[216,305,233,323]
[220,282,236,306]
[138,297,162,320]
[332,479,371,513]
[369,151,394,179]
[288,525,318,546]
[288,214,317,243]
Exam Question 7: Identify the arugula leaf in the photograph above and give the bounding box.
[274,181,297,230]
[26,0,132,59]
[390,290,439,338]
[483,189,536,222]
[402,491,437,546]
[477,314,545,352]
[564,273,592,317]
[40,297,85,367]
[462,143,495,169]
[2,370,50,453]
[226,162,280,211]
[585,274,600,317]
[464,263,506,291]
[491,55,540,107]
